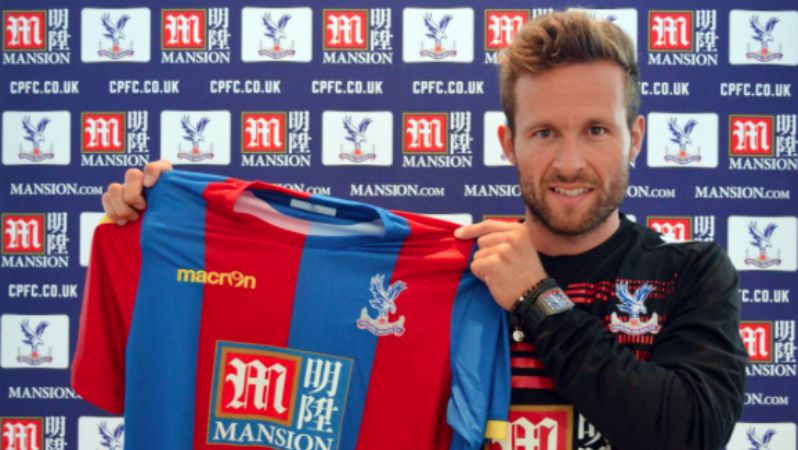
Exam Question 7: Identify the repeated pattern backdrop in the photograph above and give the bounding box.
[0,0,796,448]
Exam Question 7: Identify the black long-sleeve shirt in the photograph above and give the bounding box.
[507,214,748,450]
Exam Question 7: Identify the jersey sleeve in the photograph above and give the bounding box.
[71,216,143,414]
[447,273,511,449]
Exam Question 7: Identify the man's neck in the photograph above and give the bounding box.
[526,210,621,257]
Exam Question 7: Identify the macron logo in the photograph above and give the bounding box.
[176,268,257,290]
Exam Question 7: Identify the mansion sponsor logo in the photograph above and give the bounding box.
[0,417,67,450]
[728,216,797,271]
[0,314,69,369]
[349,184,445,198]
[728,114,797,171]
[741,321,797,377]
[743,392,790,406]
[402,112,473,168]
[322,111,392,166]
[161,8,230,64]
[2,111,70,165]
[81,111,150,166]
[2,9,70,65]
[740,288,791,304]
[78,416,125,450]
[81,8,151,62]
[242,7,312,62]
[322,8,393,64]
[646,215,715,242]
[727,422,796,450]
[403,8,473,63]
[161,110,231,165]
[207,341,351,448]
[646,113,718,168]
[695,185,790,200]
[483,112,511,167]
[729,10,798,66]
[648,10,718,66]
[488,405,574,450]
[464,184,520,197]
[7,386,80,400]
[625,185,677,199]
[482,9,528,63]
[79,212,104,267]
[1,212,69,268]
[241,111,311,167]
[571,8,639,57]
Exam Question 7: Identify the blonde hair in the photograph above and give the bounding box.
[499,11,640,132]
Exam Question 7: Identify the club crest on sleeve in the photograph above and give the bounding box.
[356,274,407,337]
[609,282,662,335]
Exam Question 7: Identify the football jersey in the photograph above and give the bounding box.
[72,170,510,450]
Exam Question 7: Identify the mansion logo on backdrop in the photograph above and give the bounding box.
[81,111,151,166]
[729,10,798,66]
[321,111,392,166]
[402,112,473,168]
[241,7,312,62]
[647,10,718,66]
[160,8,230,64]
[726,422,796,450]
[1,212,69,269]
[482,9,528,64]
[0,417,68,450]
[240,111,311,167]
[81,8,151,62]
[740,321,797,378]
[2,111,70,166]
[322,8,393,64]
[0,314,69,369]
[728,114,797,171]
[78,416,125,450]
[483,112,512,167]
[646,113,718,168]
[160,110,231,165]
[2,9,71,65]
[728,216,797,272]
[646,215,715,242]
[207,341,352,447]
[571,8,639,58]
[403,8,474,63]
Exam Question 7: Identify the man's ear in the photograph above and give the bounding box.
[629,114,645,164]
[498,123,516,165]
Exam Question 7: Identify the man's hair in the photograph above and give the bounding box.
[499,11,640,133]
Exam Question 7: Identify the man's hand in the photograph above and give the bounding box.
[455,220,548,310]
[102,160,173,225]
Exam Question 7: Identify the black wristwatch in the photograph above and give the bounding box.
[511,278,574,342]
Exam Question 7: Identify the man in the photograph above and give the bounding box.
[102,11,747,450]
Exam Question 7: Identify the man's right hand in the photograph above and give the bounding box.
[102,160,173,225]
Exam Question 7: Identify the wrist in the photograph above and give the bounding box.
[510,278,574,342]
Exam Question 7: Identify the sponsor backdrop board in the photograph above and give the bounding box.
[0,0,795,448]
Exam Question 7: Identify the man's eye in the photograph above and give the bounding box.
[535,129,552,138]
[589,126,606,135]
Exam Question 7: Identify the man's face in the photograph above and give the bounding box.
[500,60,644,236]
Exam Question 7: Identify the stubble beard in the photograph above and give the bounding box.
[519,163,628,237]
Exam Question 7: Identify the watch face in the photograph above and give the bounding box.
[540,289,572,312]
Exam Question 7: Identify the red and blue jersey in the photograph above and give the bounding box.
[72,170,510,450]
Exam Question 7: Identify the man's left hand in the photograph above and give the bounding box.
[455,220,548,311]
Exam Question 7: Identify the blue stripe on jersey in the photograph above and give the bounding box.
[287,206,410,450]
[447,262,510,449]
[123,171,222,450]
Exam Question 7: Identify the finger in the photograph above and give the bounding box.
[108,183,139,223]
[142,159,173,187]
[476,230,517,249]
[101,191,122,224]
[123,169,147,210]
[455,219,516,240]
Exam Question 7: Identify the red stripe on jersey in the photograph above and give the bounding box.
[511,376,556,390]
[355,216,473,450]
[192,182,307,449]
[510,357,545,369]
[511,342,536,352]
